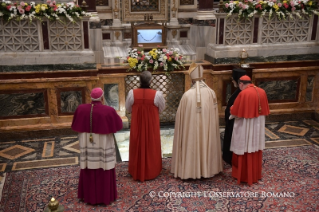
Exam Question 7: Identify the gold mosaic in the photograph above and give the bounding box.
[266,139,311,149]
[0,163,7,172]
[265,127,279,139]
[0,145,35,160]
[42,141,55,158]
[12,157,78,171]
[310,138,319,145]
[278,125,309,136]
[303,120,319,127]
[63,141,80,153]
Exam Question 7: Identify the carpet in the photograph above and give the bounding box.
[0,145,318,212]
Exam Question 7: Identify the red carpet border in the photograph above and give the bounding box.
[0,145,318,211]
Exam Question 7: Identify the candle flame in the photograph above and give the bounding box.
[51,197,55,202]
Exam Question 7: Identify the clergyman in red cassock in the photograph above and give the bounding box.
[72,87,123,205]
[230,75,270,185]
[125,71,166,182]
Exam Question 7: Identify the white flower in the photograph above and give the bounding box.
[44,13,50,19]
[287,12,294,19]
[295,12,302,19]
[67,2,74,7]
[267,1,274,7]
[269,8,273,19]
[0,12,3,17]
[301,9,308,15]
[261,10,267,16]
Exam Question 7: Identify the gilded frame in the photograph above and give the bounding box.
[122,0,168,22]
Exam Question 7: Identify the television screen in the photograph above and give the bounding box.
[137,29,162,44]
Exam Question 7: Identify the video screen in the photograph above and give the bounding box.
[137,29,162,44]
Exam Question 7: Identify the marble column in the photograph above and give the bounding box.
[195,0,216,20]
[169,0,179,26]
[89,15,103,64]
[112,0,122,26]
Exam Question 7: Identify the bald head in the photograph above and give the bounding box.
[140,71,152,88]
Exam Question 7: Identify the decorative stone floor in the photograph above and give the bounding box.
[0,119,318,174]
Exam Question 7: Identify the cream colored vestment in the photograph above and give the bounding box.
[171,82,223,179]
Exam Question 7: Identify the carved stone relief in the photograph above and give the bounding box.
[49,21,83,51]
[261,15,310,44]
[104,84,119,110]
[0,20,40,52]
[224,16,253,45]
[60,91,82,113]
[180,0,194,5]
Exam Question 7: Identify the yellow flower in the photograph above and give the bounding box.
[283,0,287,3]
[35,4,41,13]
[168,57,172,62]
[308,1,312,5]
[41,4,48,11]
[273,4,279,11]
[25,3,28,5]
[128,57,138,68]
[259,1,263,4]
[234,1,239,4]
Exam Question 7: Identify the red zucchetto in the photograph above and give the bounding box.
[239,75,251,81]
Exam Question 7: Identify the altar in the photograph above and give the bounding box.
[0,0,319,136]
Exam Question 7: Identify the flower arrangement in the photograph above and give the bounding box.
[0,0,91,23]
[125,45,185,74]
[223,0,319,20]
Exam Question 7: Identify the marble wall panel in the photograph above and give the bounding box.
[211,70,238,108]
[306,75,314,102]
[225,81,233,105]
[0,65,318,132]
[104,84,119,110]
[60,91,83,113]
[252,68,318,113]
[0,91,47,118]
[256,78,299,103]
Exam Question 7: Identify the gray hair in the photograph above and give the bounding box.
[139,71,152,88]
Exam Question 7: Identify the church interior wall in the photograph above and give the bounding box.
[0,1,319,133]
[0,63,318,132]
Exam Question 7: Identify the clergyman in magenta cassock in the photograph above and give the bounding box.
[72,87,123,205]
